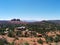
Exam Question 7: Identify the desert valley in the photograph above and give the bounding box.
[0,19,60,45]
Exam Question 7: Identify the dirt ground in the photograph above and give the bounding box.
[0,34,60,45]
[0,35,42,45]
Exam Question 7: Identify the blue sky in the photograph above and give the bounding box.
[0,0,60,21]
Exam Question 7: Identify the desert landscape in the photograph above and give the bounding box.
[0,19,60,45]
[0,0,60,45]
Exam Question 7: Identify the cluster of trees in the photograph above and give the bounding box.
[0,20,60,45]
[0,37,30,45]
[0,21,60,35]
[0,37,9,45]
[26,21,60,34]
[37,34,60,45]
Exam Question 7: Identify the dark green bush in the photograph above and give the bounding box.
[8,42,14,45]
[8,30,15,37]
[24,42,29,45]
[54,36,60,42]
[0,38,9,45]
[16,31,22,37]
[47,37,53,43]
[37,39,43,44]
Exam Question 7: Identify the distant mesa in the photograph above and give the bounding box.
[9,19,27,24]
[11,19,20,21]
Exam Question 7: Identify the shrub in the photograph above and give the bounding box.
[9,42,14,45]
[54,36,60,42]
[24,42,29,45]
[8,30,15,37]
[45,35,53,43]
[0,30,6,35]
[37,39,43,44]
[0,38,9,45]
[16,31,22,37]
[46,36,53,43]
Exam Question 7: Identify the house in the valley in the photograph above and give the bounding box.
[36,33,42,37]
[14,26,26,32]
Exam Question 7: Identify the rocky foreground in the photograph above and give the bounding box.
[0,35,60,45]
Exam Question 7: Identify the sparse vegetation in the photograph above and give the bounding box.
[0,20,60,45]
